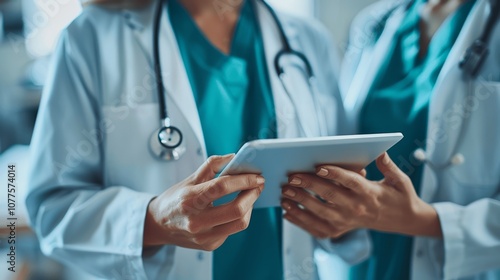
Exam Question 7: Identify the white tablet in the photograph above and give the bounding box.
[216,133,403,208]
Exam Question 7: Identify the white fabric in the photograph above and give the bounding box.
[340,0,500,279]
[25,1,350,279]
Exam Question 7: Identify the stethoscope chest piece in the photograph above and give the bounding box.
[150,126,186,161]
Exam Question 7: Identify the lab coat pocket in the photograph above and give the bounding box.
[446,81,500,198]
[102,103,179,195]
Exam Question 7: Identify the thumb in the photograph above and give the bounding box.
[194,154,235,183]
[375,153,408,187]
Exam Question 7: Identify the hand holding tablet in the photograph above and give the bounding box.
[217,133,403,208]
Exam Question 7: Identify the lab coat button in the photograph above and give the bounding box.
[197,252,204,261]
[197,148,202,156]
[286,247,291,255]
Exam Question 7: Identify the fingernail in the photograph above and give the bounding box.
[281,201,292,210]
[283,188,296,197]
[317,168,328,176]
[383,153,390,165]
[289,177,301,186]
[257,176,265,185]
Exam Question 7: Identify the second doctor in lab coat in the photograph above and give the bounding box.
[25,0,348,279]
[281,0,500,279]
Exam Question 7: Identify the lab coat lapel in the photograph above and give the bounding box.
[255,2,312,138]
[420,0,489,200]
[123,2,207,157]
[343,5,407,129]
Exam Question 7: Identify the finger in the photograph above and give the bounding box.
[359,169,367,178]
[315,166,365,192]
[210,206,253,237]
[281,199,334,239]
[331,164,366,177]
[375,153,409,186]
[199,174,265,201]
[283,212,328,239]
[287,173,352,203]
[206,187,261,227]
[194,154,235,183]
[282,185,339,216]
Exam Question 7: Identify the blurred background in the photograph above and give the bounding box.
[0,0,376,279]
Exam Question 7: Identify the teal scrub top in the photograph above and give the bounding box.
[168,1,283,279]
[353,1,475,279]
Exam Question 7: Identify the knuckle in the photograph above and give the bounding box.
[293,191,305,203]
[323,189,335,201]
[331,231,343,239]
[401,175,412,186]
[185,220,201,234]
[254,185,263,196]
[235,218,249,232]
[179,198,193,214]
[201,243,215,251]
[327,168,339,179]
[217,178,231,194]
[232,203,247,219]
[203,240,223,251]
[353,204,367,218]
[347,177,361,189]
[192,236,205,246]
[245,175,255,187]
[206,155,218,166]
[301,178,313,189]
[286,205,298,215]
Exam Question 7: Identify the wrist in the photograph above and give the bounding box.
[409,199,443,237]
[143,198,165,247]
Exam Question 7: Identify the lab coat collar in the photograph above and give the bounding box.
[122,3,154,31]
[343,3,408,129]
[121,0,310,152]
[344,0,489,138]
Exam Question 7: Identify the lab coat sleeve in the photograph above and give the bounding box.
[315,230,372,265]
[433,195,500,279]
[25,28,165,279]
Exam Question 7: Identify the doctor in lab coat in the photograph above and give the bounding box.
[25,0,348,279]
[281,0,500,279]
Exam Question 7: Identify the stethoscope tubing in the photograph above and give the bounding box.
[151,0,323,160]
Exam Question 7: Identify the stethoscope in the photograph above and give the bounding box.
[150,0,321,161]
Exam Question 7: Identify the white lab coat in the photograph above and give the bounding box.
[26,1,348,279]
[340,0,500,279]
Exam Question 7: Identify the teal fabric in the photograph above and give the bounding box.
[352,1,475,279]
[168,1,283,280]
